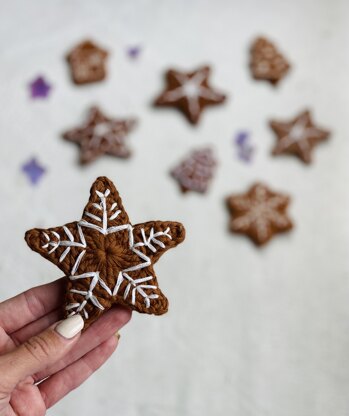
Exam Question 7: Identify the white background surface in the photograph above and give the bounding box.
[0,0,349,415]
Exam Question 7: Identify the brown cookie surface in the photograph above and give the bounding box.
[250,37,290,85]
[25,177,186,329]
[270,110,330,164]
[226,183,293,246]
[63,106,136,164]
[67,40,108,85]
[154,66,226,125]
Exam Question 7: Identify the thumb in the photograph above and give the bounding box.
[0,315,84,392]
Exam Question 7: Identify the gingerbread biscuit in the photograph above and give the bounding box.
[250,37,290,85]
[171,148,217,193]
[270,110,330,164]
[154,66,226,125]
[226,183,293,246]
[25,177,186,329]
[63,106,136,164]
[67,40,108,85]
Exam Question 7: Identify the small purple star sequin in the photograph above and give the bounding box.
[235,131,249,147]
[126,46,141,59]
[234,131,255,163]
[22,157,46,185]
[29,76,52,99]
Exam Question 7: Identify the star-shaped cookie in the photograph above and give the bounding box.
[25,177,186,329]
[63,106,137,164]
[154,66,226,125]
[226,183,293,246]
[270,110,330,164]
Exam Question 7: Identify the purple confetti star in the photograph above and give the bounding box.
[22,157,46,185]
[126,46,142,59]
[234,131,255,163]
[29,76,52,99]
[235,131,249,146]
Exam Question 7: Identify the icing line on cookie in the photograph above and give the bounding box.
[40,188,172,318]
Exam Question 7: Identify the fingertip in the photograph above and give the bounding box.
[55,315,84,339]
[102,334,119,357]
[104,305,132,329]
[82,306,131,341]
[114,305,132,326]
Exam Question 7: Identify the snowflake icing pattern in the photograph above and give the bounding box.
[25,177,185,328]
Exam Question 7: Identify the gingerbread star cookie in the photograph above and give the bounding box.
[270,110,330,164]
[171,148,217,193]
[67,40,108,85]
[63,106,137,164]
[250,37,290,85]
[154,66,226,125]
[226,183,293,246]
[25,177,185,329]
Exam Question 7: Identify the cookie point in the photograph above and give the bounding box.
[176,222,186,242]
[24,228,37,246]
[93,176,115,189]
[152,296,169,315]
[95,175,110,181]
[226,195,234,209]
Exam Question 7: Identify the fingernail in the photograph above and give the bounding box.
[55,315,84,339]
[115,331,121,340]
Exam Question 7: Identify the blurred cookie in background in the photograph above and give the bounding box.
[62,106,137,164]
[226,182,293,246]
[66,40,108,85]
[270,110,330,164]
[250,37,290,85]
[154,66,226,125]
[171,147,217,194]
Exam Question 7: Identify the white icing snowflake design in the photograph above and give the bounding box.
[26,178,184,323]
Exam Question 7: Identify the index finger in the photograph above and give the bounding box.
[0,278,64,334]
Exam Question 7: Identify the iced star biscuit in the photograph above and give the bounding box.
[67,40,108,85]
[250,37,290,85]
[226,183,293,246]
[25,177,186,329]
[270,110,330,164]
[171,148,217,193]
[154,66,226,125]
[63,106,137,164]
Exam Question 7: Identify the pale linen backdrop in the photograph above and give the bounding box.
[0,1,348,415]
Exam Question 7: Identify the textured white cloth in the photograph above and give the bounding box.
[0,0,348,415]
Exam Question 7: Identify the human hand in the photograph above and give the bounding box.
[0,278,131,415]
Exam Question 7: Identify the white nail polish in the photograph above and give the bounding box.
[55,315,84,339]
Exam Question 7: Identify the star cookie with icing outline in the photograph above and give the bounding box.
[63,106,137,164]
[226,183,293,246]
[154,66,226,125]
[270,110,330,164]
[25,177,185,329]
